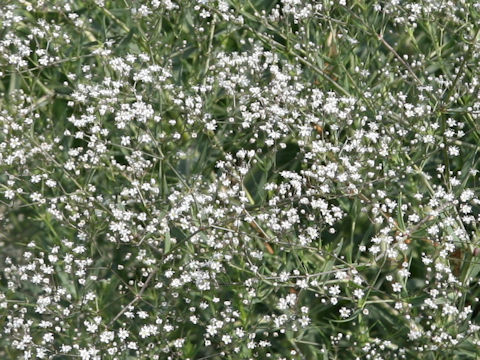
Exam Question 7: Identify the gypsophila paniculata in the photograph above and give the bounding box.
[1,0,480,359]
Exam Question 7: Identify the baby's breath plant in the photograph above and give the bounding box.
[1,0,480,359]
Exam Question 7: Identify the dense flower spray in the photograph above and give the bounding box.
[1,0,480,359]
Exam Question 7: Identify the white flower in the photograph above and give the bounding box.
[100,331,114,343]
[222,335,232,344]
[460,189,474,202]
[118,328,129,340]
[339,307,351,318]
[448,146,459,156]
[139,324,158,338]
[174,338,185,348]
[392,283,402,292]
[353,289,364,299]
[42,333,54,343]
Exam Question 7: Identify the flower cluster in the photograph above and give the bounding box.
[1,0,480,359]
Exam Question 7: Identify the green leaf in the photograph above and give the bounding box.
[397,192,405,231]
[164,231,171,254]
